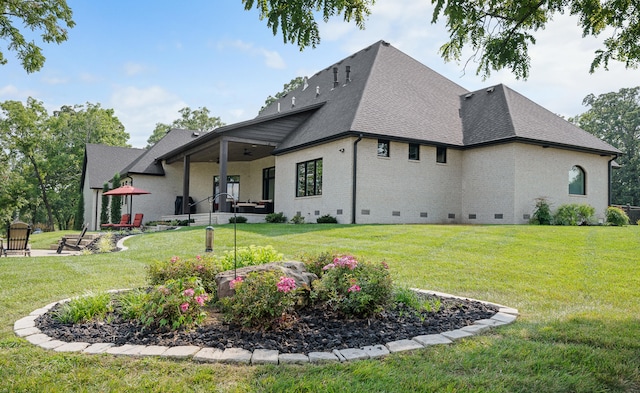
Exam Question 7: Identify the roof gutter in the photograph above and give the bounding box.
[352,134,363,224]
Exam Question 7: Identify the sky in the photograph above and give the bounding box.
[2,1,640,148]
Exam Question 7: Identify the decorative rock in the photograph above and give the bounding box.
[361,345,390,358]
[308,352,339,364]
[215,261,317,298]
[412,334,453,346]
[251,349,279,365]
[279,353,309,364]
[193,347,224,362]
[386,339,423,353]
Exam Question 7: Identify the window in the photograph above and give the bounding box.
[377,139,390,157]
[296,158,322,197]
[262,167,275,200]
[436,146,447,163]
[214,175,240,200]
[569,165,585,195]
[408,143,420,160]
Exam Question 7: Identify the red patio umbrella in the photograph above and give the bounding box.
[103,185,151,224]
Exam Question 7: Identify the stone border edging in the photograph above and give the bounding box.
[14,289,519,365]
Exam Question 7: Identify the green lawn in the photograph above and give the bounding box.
[1,224,639,392]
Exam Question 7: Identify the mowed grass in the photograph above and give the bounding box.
[1,224,639,392]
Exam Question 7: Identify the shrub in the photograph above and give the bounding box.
[229,216,247,224]
[147,255,222,295]
[393,287,442,313]
[116,289,149,321]
[54,292,113,324]
[298,251,334,278]
[316,214,338,224]
[218,245,284,271]
[311,255,392,316]
[218,271,301,329]
[553,203,596,226]
[95,232,115,253]
[140,277,209,330]
[606,206,629,226]
[530,197,553,225]
[290,213,305,224]
[265,212,287,223]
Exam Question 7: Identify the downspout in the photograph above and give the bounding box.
[352,134,363,224]
[608,154,618,206]
[94,189,99,231]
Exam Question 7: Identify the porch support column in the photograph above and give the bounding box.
[219,138,229,212]
[182,155,191,214]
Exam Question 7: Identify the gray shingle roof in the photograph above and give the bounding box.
[122,129,201,175]
[158,40,620,161]
[82,144,145,190]
[460,84,621,154]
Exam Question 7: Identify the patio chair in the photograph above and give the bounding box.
[112,213,143,230]
[1,221,31,257]
[56,223,89,254]
[101,214,130,229]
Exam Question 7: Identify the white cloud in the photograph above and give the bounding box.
[0,84,38,100]
[123,62,149,76]
[41,76,69,85]
[218,39,286,69]
[110,85,188,148]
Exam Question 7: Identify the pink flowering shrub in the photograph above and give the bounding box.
[311,255,392,316]
[147,254,221,295]
[218,271,302,329]
[140,277,209,330]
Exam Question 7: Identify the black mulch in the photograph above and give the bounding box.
[35,294,498,354]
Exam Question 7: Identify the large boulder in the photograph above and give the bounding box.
[215,261,318,298]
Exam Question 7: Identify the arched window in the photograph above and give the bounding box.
[568,166,585,195]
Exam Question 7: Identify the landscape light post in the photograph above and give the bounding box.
[213,192,238,277]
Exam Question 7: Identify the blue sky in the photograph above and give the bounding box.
[2,0,640,148]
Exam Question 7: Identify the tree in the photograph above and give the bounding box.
[244,0,640,79]
[571,87,640,206]
[146,106,224,147]
[242,0,371,50]
[0,98,129,230]
[0,0,75,73]
[110,173,122,225]
[100,183,109,226]
[0,98,56,229]
[260,77,305,113]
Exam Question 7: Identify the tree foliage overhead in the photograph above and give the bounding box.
[0,0,75,73]
[260,76,305,113]
[146,106,225,148]
[243,0,640,79]
[242,0,372,49]
[572,87,640,206]
[431,0,640,79]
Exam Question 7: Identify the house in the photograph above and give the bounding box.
[82,40,620,228]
